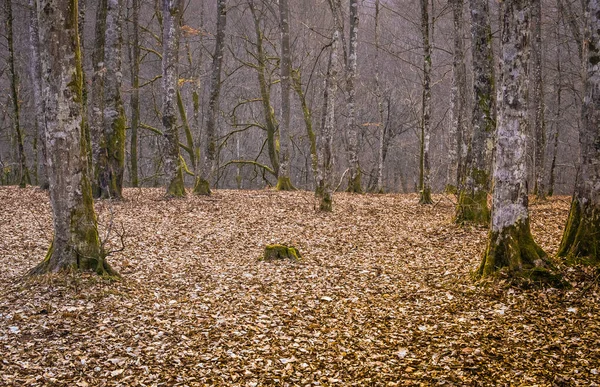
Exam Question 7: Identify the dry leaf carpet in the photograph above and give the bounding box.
[0,187,599,386]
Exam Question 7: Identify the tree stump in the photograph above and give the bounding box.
[262,244,301,261]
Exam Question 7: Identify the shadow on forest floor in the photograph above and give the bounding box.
[0,187,598,386]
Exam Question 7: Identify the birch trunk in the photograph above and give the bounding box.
[162,0,185,197]
[30,0,116,276]
[455,0,496,223]
[479,0,555,281]
[6,0,31,188]
[130,0,140,187]
[276,0,295,191]
[419,0,433,204]
[346,0,361,193]
[557,0,600,264]
[97,0,126,199]
[531,0,547,199]
[194,0,227,195]
[317,31,340,212]
[28,0,48,188]
[91,0,107,197]
[446,0,467,194]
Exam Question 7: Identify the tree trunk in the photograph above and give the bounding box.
[162,0,185,197]
[346,0,361,193]
[548,38,561,197]
[291,70,318,187]
[419,0,433,204]
[375,0,386,193]
[91,0,108,197]
[531,0,547,200]
[557,0,600,264]
[97,0,126,199]
[30,0,116,277]
[195,0,227,195]
[130,0,140,187]
[28,0,48,189]
[455,0,496,224]
[446,0,467,194]
[276,0,295,191]
[6,0,31,188]
[317,31,340,212]
[479,0,556,282]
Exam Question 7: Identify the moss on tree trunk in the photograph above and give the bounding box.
[261,244,301,261]
[193,177,211,196]
[276,176,296,191]
[557,197,600,265]
[455,169,490,225]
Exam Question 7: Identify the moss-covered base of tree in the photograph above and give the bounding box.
[478,220,564,286]
[445,184,457,195]
[276,176,296,191]
[455,189,490,226]
[193,178,211,196]
[557,197,600,266]
[347,170,362,193]
[166,173,186,197]
[419,187,433,205]
[319,191,332,212]
[29,240,119,278]
[261,244,302,261]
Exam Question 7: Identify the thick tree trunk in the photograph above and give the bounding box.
[6,0,31,188]
[479,0,555,282]
[28,0,48,189]
[346,0,361,193]
[455,0,496,224]
[162,0,185,197]
[97,0,126,199]
[317,31,340,212]
[130,0,140,187]
[557,0,600,264]
[419,0,433,204]
[30,0,116,277]
[276,0,295,191]
[531,0,547,199]
[446,0,467,194]
[195,1,227,195]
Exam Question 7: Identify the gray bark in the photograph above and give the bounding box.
[31,0,115,276]
[419,0,432,204]
[375,0,385,193]
[531,0,547,198]
[130,0,140,187]
[162,0,185,196]
[346,0,361,193]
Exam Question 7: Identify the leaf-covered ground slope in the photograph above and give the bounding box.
[0,187,598,386]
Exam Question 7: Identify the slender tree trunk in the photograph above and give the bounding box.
[28,0,48,189]
[479,0,556,282]
[346,0,361,193]
[455,0,496,224]
[557,0,600,264]
[91,0,108,197]
[30,0,116,277]
[531,0,547,199]
[548,33,562,197]
[195,0,227,195]
[130,0,140,187]
[419,0,433,204]
[375,0,386,193]
[6,0,31,188]
[291,69,318,187]
[97,0,126,199]
[317,31,340,212]
[446,0,467,194]
[276,0,295,191]
[162,0,185,196]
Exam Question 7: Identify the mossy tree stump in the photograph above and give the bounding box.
[261,244,301,261]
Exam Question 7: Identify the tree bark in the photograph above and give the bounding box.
[30,0,116,277]
[97,0,126,199]
[557,0,600,264]
[162,0,186,197]
[446,0,467,194]
[130,0,140,187]
[531,0,547,199]
[419,0,433,204]
[346,0,361,193]
[6,0,31,188]
[276,0,295,191]
[455,0,496,224]
[317,31,340,212]
[375,0,386,193]
[28,0,48,189]
[479,0,555,282]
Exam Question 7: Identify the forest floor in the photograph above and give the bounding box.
[0,187,599,387]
